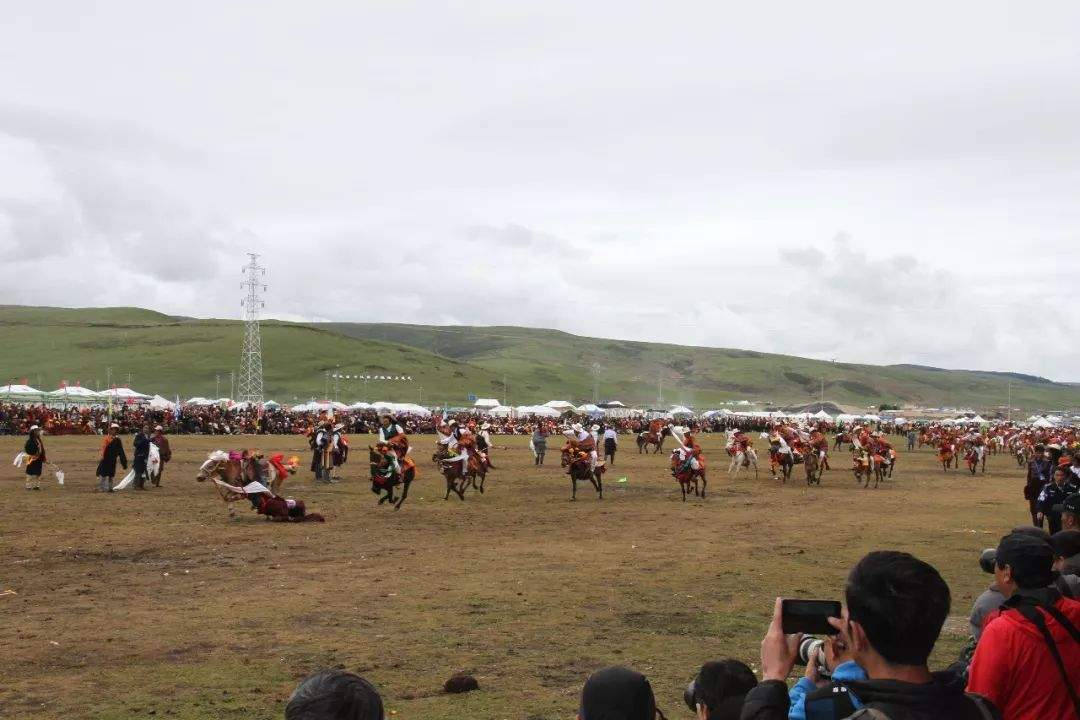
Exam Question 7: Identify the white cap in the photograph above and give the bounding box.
[29,425,39,431]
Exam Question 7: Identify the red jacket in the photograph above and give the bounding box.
[967,595,1080,720]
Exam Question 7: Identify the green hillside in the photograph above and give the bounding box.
[1,306,1077,413]
[319,322,1080,413]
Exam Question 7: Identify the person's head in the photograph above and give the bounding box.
[285,670,383,720]
[689,660,757,720]
[1050,530,1080,572]
[994,532,1056,596]
[843,551,950,670]
[154,425,164,435]
[28,424,40,437]
[1053,467,1069,486]
[578,666,663,720]
[1063,494,1080,531]
[380,415,390,427]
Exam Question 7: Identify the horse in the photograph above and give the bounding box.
[769,444,795,483]
[853,449,878,488]
[636,423,671,454]
[725,431,759,478]
[938,444,954,472]
[670,449,706,501]
[561,445,603,500]
[439,451,489,500]
[195,451,316,520]
[833,432,851,450]
[368,446,415,510]
[804,449,822,486]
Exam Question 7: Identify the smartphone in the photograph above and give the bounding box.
[781,599,842,635]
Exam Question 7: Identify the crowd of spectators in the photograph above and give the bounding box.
[282,530,1080,720]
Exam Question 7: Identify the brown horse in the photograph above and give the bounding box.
[439,451,488,500]
[196,451,322,521]
[636,424,671,454]
[852,449,878,488]
[670,449,706,501]
[561,445,603,500]
[804,450,822,486]
[368,447,415,510]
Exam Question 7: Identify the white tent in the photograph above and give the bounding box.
[98,387,149,399]
[515,404,562,418]
[543,400,575,410]
[0,384,44,396]
[669,405,695,417]
[486,405,514,416]
[576,403,603,414]
[147,395,176,410]
[1032,418,1055,428]
[599,400,627,408]
[968,415,988,424]
[185,397,214,406]
[1027,415,1044,422]
[372,401,431,416]
[263,400,281,409]
[48,385,100,400]
[860,414,881,422]
[813,409,833,420]
[473,398,501,409]
[347,401,373,410]
[893,417,908,425]
[835,413,858,423]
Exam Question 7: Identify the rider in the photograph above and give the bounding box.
[673,430,704,477]
[564,423,597,474]
[443,422,476,476]
[310,418,335,483]
[477,422,496,469]
[809,428,830,470]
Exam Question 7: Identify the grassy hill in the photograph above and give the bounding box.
[1,305,1077,412]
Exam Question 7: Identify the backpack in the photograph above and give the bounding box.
[848,694,998,720]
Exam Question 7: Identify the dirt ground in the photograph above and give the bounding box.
[0,433,1029,720]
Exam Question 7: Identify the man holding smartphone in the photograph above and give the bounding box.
[742,551,1000,720]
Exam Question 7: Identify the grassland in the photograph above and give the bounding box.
[2,304,1078,411]
[0,433,1030,719]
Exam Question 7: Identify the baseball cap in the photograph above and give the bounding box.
[1050,530,1080,560]
[1063,493,1080,515]
[995,532,1056,589]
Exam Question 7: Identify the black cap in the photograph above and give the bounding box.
[1063,493,1080,515]
[996,533,1056,589]
[1050,530,1080,560]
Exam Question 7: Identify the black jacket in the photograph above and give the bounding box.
[740,672,1000,720]
[96,436,128,477]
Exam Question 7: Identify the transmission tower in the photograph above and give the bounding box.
[238,253,266,404]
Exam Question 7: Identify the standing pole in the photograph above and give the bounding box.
[1007,380,1012,422]
[238,253,267,405]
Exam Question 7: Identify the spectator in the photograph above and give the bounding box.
[744,551,999,720]
[1050,530,1080,597]
[603,424,618,465]
[578,666,664,720]
[150,425,171,486]
[132,423,151,490]
[970,526,1051,642]
[788,640,867,720]
[285,669,383,720]
[967,532,1080,720]
[531,422,549,465]
[23,424,45,491]
[1037,468,1080,534]
[1025,445,1052,527]
[96,423,127,493]
[1063,493,1080,531]
[690,659,757,720]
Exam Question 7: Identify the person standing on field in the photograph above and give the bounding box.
[602,424,618,465]
[23,425,45,490]
[151,425,171,487]
[96,423,128,493]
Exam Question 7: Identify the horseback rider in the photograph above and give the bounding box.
[442,422,476,476]
[476,422,496,469]
[673,429,704,477]
[310,418,335,483]
[809,428,830,469]
[564,422,598,473]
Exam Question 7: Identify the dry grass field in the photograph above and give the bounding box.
[0,433,1030,720]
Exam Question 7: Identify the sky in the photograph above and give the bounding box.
[1,2,1078,380]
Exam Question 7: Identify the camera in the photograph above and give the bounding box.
[683,679,699,710]
[979,548,996,574]
[795,636,831,678]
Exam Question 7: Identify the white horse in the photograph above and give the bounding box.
[726,430,759,478]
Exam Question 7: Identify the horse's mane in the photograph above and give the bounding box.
[200,450,230,471]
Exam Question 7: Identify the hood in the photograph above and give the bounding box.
[843,673,970,710]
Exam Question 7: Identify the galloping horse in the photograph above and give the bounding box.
[670,448,706,501]
[561,444,603,500]
[368,446,416,510]
[196,451,321,521]
[725,431,759,478]
[804,450,822,486]
[768,439,795,483]
[636,421,671,454]
[853,449,878,488]
[938,442,955,472]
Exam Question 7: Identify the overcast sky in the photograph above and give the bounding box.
[2,2,1078,379]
